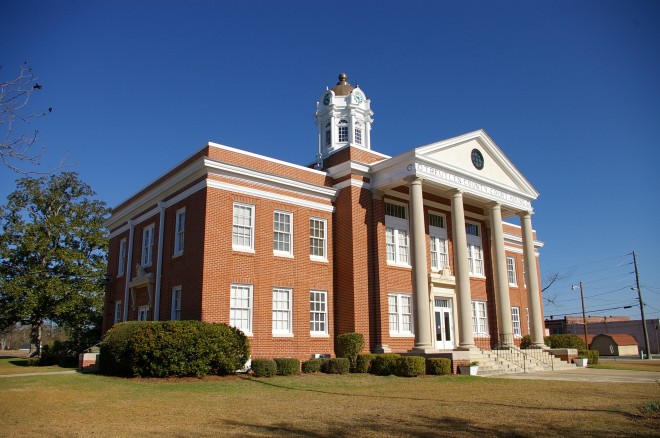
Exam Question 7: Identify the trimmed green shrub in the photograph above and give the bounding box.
[544,334,586,350]
[395,356,425,377]
[301,358,324,373]
[335,332,365,371]
[426,358,452,375]
[370,353,401,376]
[99,321,250,377]
[251,358,277,377]
[39,340,79,367]
[321,357,350,374]
[520,335,533,349]
[578,349,599,365]
[274,358,300,375]
[354,353,377,373]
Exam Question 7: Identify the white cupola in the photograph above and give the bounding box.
[315,73,374,160]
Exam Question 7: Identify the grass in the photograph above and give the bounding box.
[0,351,75,375]
[590,360,660,372]
[1,372,659,437]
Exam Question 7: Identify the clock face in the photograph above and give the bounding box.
[323,93,331,105]
[471,149,484,170]
[353,91,363,104]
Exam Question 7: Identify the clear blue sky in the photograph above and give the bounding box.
[2,1,659,323]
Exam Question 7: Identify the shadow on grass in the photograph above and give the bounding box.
[241,375,634,418]
[8,359,29,367]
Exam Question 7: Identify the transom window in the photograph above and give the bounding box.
[230,284,253,335]
[512,307,521,337]
[471,301,489,336]
[141,224,154,267]
[232,203,254,251]
[273,211,292,256]
[309,218,327,260]
[466,223,480,236]
[389,293,413,335]
[272,288,292,335]
[429,213,448,271]
[171,286,182,320]
[174,208,185,256]
[338,119,348,142]
[310,290,328,335]
[507,256,517,285]
[385,202,410,266]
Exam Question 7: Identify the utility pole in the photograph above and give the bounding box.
[632,251,651,360]
[572,281,589,350]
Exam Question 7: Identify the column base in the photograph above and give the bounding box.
[373,344,392,354]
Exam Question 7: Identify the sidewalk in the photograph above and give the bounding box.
[0,370,77,378]
[487,367,660,383]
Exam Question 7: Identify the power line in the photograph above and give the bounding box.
[543,253,631,274]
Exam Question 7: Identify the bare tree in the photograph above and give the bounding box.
[1,62,63,173]
[542,272,561,307]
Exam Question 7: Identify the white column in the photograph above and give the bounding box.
[409,177,433,349]
[451,190,475,349]
[520,211,545,347]
[154,202,166,321]
[123,220,135,322]
[489,203,514,347]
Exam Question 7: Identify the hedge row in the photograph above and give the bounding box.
[578,349,600,365]
[99,321,250,378]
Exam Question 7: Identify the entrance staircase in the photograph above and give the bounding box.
[469,347,576,376]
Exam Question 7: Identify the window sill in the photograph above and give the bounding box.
[274,252,294,259]
[172,252,183,259]
[310,256,328,263]
[233,247,255,254]
[469,274,486,279]
[273,333,294,338]
[389,333,415,338]
[387,262,411,270]
[310,333,329,338]
[508,283,518,287]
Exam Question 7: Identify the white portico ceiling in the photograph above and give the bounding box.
[370,130,539,212]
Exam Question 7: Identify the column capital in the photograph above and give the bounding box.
[487,201,503,211]
[404,175,424,185]
[157,200,167,209]
[518,210,534,219]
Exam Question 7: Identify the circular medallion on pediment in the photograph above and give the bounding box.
[471,149,484,170]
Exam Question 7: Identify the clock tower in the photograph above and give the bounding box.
[315,73,374,161]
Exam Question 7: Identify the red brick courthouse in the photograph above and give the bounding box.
[103,74,546,361]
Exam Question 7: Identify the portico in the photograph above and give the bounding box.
[371,129,545,353]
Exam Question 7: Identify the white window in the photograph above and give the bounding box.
[272,288,292,335]
[471,301,489,336]
[309,218,327,260]
[310,290,328,335]
[232,203,254,251]
[388,293,413,335]
[118,238,127,277]
[338,119,348,142]
[429,213,448,271]
[512,306,521,337]
[114,301,122,324]
[137,305,149,321]
[230,284,253,335]
[141,224,154,267]
[466,222,483,276]
[325,122,331,147]
[355,127,362,145]
[385,202,410,266]
[171,286,182,320]
[507,256,517,285]
[273,211,292,256]
[174,208,185,256]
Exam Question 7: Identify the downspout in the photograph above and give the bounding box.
[154,201,166,321]
[123,219,135,321]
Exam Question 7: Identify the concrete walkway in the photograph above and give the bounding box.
[486,367,660,383]
[0,370,77,378]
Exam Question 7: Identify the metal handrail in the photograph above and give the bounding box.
[489,334,555,373]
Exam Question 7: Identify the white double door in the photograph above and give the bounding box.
[434,298,454,350]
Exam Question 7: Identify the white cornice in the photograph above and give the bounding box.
[326,160,372,179]
[333,179,371,191]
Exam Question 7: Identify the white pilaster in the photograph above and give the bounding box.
[520,211,544,347]
[489,203,514,347]
[451,190,475,349]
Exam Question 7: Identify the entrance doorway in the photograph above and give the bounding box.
[434,298,454,350]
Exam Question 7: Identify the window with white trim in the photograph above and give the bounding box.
[338,119,348,142]
[141,224,154,267]
[511,306,521,337]
[385,202,410,266]
[232,203,254,251]
[273,211,292,256]
[114,301,122,324]
[355,126,362,145]
[388,293,413,335]
[471,301,489,336]
[137,305,149,321]
[429,213,448,271]
[230,284,252,334]
[118,238,127,277]
[174,208,185,256]
[466,222,483,276]
[325,122,331,147]
[171,286,182,320]
[309,218,327,260]
[272,288,292,335]
[310,290,327,335]
[507,256,517,285]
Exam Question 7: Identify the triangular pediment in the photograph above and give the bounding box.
[415,130,538,199]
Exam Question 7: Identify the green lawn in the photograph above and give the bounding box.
[590,360,660,373]
[0,353,75,375]
[1,372,658,437]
